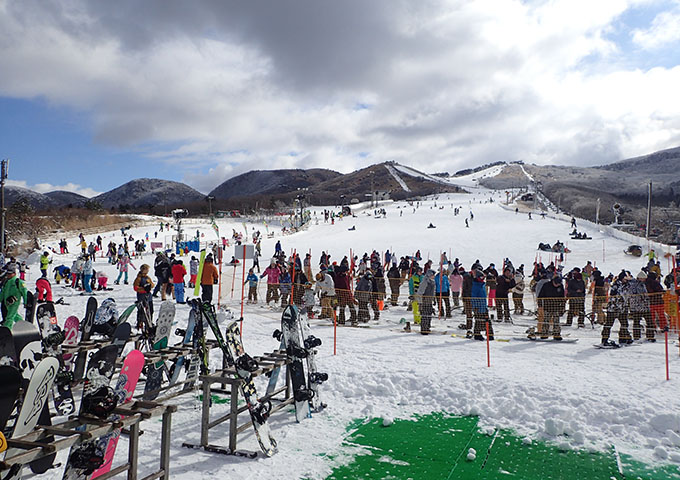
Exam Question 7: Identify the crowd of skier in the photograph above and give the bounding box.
[0,217,679,351]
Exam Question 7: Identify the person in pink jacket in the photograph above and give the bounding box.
[114,253,136,285]
[260,260,281,304]
[449,267,463,308]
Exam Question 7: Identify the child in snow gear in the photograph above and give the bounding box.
[115,253,135,285]
[172,259,187,303]
[601,271,633,345]
[417,270,436,334]
[565,268,586,327]
[537,274,566,340]
[245,268,259,303]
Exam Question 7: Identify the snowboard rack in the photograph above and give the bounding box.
[182,349,293,458]
[0,400,176,480]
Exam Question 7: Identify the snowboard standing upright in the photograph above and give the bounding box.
[62,344,118,479]
[88,350,145,479]
[280,305,312,422]
[3,357,60,480]
[298,312,328,412]
[73,297,98,382]
[142,301,175,400]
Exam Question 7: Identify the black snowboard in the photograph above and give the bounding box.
[24,291,36,323]
[280,305,312,422]
[0,365,22,431]
[0,326,18,366]
[73,297,99,382]
[11,320,43,380]
[111,322,132,357]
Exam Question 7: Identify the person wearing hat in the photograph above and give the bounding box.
[565,268,586,327]
[601,271,633,346]
[201,254,219,303]
[484,263,498,309]
[39,251,51,278]
[153,252,172,300]
[407,266,423,324]
[355,271,378,323]
[0,264,27,329]
[417,269,436,334]
[645,271,666,335]
[628,271,652,341]
[511,267,525,315]
[260,260,281,305]
[495,267,516,323]
[471,267,493,340]
[133,264,155,326]
[315,271,335,319]
[536,274,566,340]
[589,269,607,325]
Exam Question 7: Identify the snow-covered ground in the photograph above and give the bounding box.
[29,190,680,479]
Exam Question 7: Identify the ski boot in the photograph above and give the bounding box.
[601,339,620,348]
[309,372,329,384]
[304,335,322,350]
[403,322,411,332]
[465,330,473,339]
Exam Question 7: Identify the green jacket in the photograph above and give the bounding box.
[0,276,28,328]
[40,254,51,269]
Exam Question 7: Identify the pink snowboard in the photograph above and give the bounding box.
[61,316,79,371]
[90,349,145,478]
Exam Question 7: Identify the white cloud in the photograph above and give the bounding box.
[0,0,679,191]
[632,2,680,49]
[6,179,100,198]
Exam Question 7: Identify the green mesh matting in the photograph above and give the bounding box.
[325,413,680,480]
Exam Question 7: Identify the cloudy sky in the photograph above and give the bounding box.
[1,0,679,197]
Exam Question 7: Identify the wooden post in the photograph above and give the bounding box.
[160,409,172,480]
[128,422,140,480]
[229,382,239,452]
[201,380,210,446]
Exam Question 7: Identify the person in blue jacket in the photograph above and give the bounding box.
[434,268,451,318]
[471,267,493,341]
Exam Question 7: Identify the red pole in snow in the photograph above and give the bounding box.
[486,321,491,368]
[290,250,297,306]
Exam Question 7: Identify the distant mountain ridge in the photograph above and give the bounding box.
[5,145,680,216]
[91,178,205,209]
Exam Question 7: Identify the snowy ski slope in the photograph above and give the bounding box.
[30,189,680,480]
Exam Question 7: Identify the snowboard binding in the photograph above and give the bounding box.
[293,388,315,402]
[235,354,259,376]
[81,385,119,418]
[272,329,282,341]
[309,372,329,384]
[252,399,272,424]
[304,336,322,350]
[44,330,66,348]
[286,345,309,359]
[175,328,186,337]
[68,442,105,475]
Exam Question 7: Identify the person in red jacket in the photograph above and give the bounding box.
[172,260,187,303]
[35,277,53,303]
[332,265,356,325]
